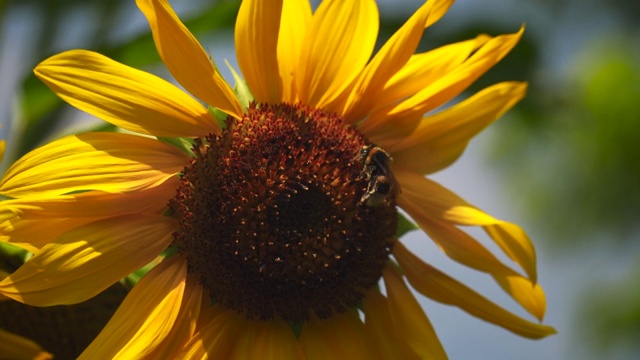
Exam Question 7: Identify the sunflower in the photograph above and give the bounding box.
[0,0,555,358]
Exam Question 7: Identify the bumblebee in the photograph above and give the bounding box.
[358,145,399,206]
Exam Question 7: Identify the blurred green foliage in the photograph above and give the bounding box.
[5,0,241,163]
[492,36,640,244]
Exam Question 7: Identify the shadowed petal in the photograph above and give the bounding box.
[231,319,304,359]
[296,0,379,110]
[396,169,538,281]
[177,306,246,359]
[362,290,420,360]
[34,50,219,137]
[394,242,557,339]
[79,256,188,359]
[235,0,283,103]
[383,264,447,360]
[299,310,374,359]
[0,132,188,198]
[0,215,175,306]
[137,0,243,118]
[0,328,52,360]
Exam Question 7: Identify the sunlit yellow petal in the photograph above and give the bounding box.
[136,0,243,118]
[0,218,97,253]
[0,178,177,252]
[0,177,178,222]
[363,26,524,138]
[296,0,379,110]
[404,214,546,320]
[79,256,186,359]
[0,328,52,360]
[394,242,557,339]
[396,169,538,281]
[278,0,312,103]
[235,0,283,103]
[144,273,203,359]
[0,215,175,306]
[0,132,188,198]
[231,319,304,360]
[383,264,447,360]
[299,311,374,359]
[484,222,539,283]
[341,0,454,122]
[177,306,245,360]
[362,290,420,360]
[396,170,497,225]
[390,82,527,173]
[34,50,219,137]
[376,35,491,117]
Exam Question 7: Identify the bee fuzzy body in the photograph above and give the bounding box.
[357,145,399,206]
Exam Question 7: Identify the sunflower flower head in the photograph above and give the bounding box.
[171,102,397,323]
[0,0,555,358]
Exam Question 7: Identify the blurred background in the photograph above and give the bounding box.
[1,0,638,359]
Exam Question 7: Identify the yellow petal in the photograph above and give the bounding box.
[376,35,491,118]
[342,0,454,123]
[484,222,539,283]
[136,0,243,118]
[0,215,175,306]
[79,256,187,359]
[396,170,497,225]
[177,306,245,359]
[0,140,5,163]
[231,319,304,360]
[145,273,203,359]
[394,242,557,339]
[0,328,53,360]
[404,214,546,320]
[296,0,379,110]
[277,0,312,103]
[235,0,283,103]
[396,170,538,281]
[362,290,420,360]
[390,82,527,173]
[0,218,98,253]
[0,178,177,252]
[0,177,178,222]
[383,264,447,360]
[364,26,524,138]
[0,132,188,198]
[299,311,375,359]
[34,50,219,137]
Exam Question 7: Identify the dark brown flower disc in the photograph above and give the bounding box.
[170,103,397,322]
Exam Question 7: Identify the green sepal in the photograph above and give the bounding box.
[396,212,419,238]
[225,59,253,109]
[122,246,180,288]
[157,136,195,156]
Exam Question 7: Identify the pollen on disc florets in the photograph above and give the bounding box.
[170,102,397,322]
